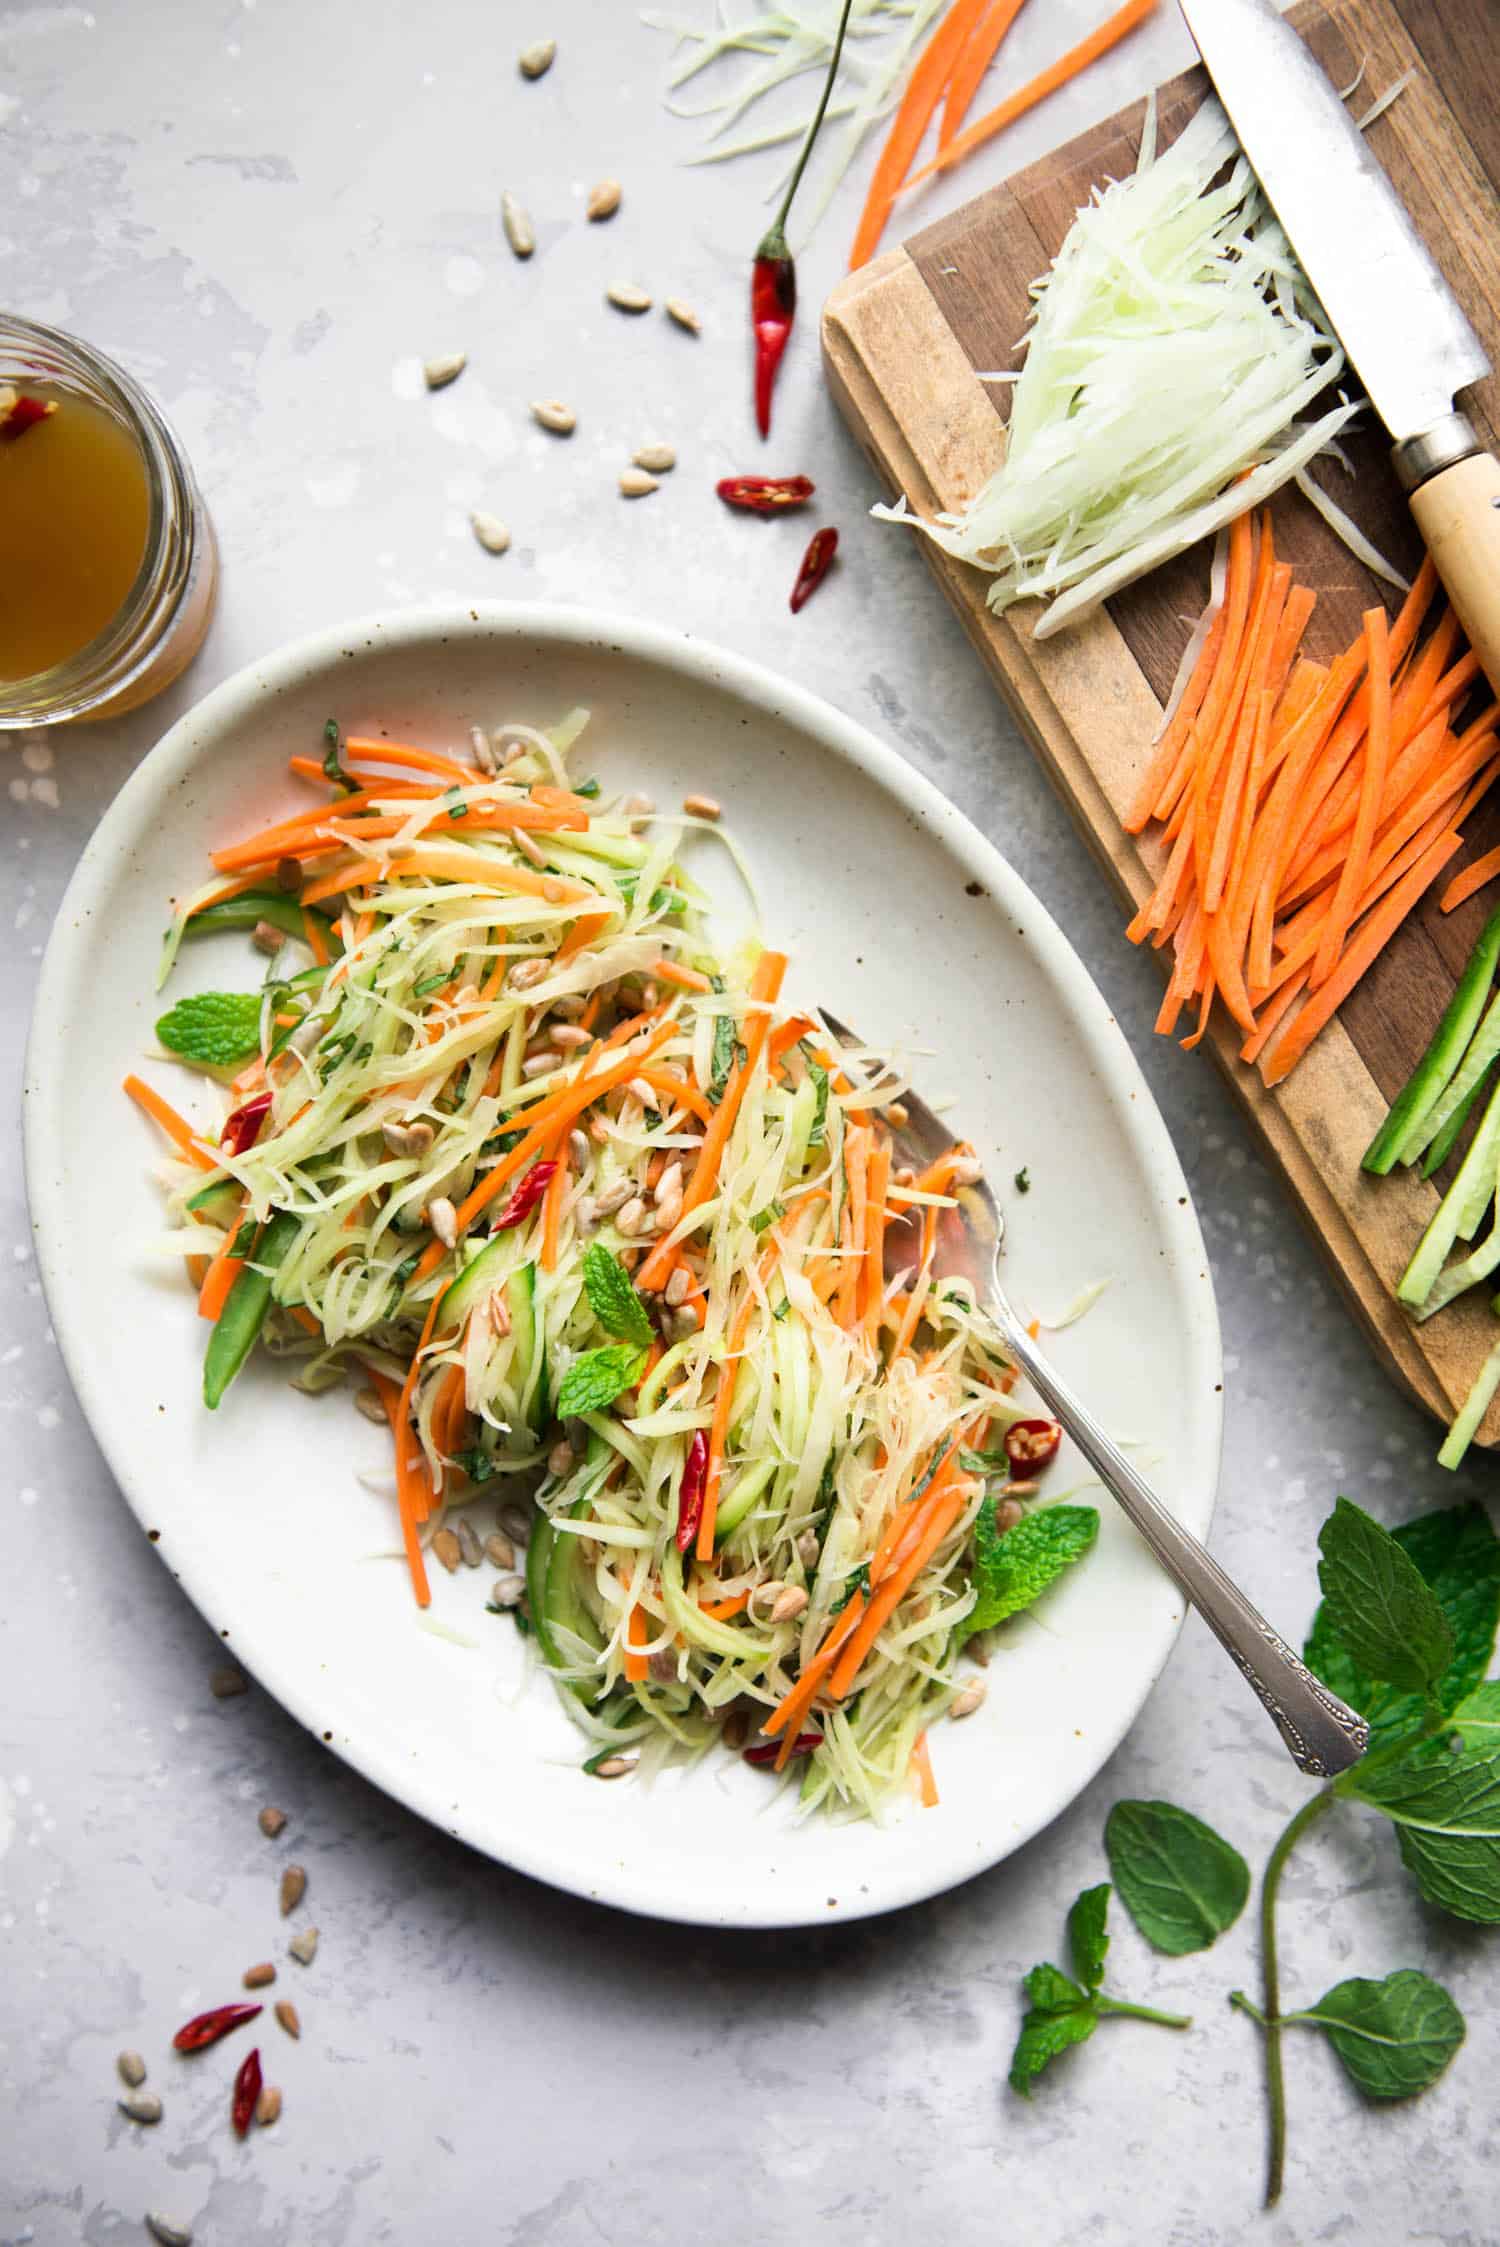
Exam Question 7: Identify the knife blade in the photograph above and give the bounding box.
[1178,0,1500,693]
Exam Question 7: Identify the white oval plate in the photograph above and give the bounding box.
[25,606,1220,1926]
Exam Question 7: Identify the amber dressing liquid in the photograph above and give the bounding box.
[0,385,151,681]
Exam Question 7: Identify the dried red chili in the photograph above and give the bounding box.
[490,1159,557,1231]
[744,1732,822,1766]
[221,1091,273,1155]
[231,2046,263,2138]
[716,474,815,515]
[748,0,855,438]
[172,2002,262,2053]
[790,527,839,614]
[674,1429,709,1554]
[1003,1418,1062,1475]
[0,393,56,442]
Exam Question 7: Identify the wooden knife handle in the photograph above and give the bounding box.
[1409,450,1500,696]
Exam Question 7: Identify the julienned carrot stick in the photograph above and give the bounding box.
[197,1206,247,1322]
[910,1730,940,1807]
[695,1242,780,1562]
[850,0,989,269]
[1312,607,1391,989]
[838,1127,871,1327]
[1260,831,1464,1086]
[763,1593,867,1761]
[638,951,788,1293]
[300,849,596,911]
[1441,844,1500,915]
[541,1132,567,1271]
[122,1074,221,1171]
[828,1486,968,1698]
[863,1140,892,1339]
[341,737,474,783]
[905,0,1161,188]
[365,1362,431,1608]
[624,1601,650,1682]
[940,0,1030,147]
[699,1589,751,1623]
[649,957,713,994]
[1124,602,1227,833]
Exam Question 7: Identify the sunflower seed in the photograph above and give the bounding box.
[622,792,655,816]
[352,1386,386,1427]
[665,299,701,334]
[468,724,497,775]
[770,1584,808,1624]
[618,467,659,499]
[672,1303,702,1338]
[274,1999,301,2039]
[279,1864,307,1916]
[682,793,721,820]
[593,1179,632,1218]
[521,1052,557,1079]
[258,1805,288,1839]
[428,1195,458,1249]
[518,38,555,77]
[531,398,576,435]
[251,918,284,956]
[501,192,535,258]
[509,954,549,990]
[289,1926,320,1966]
[548,1439,574,1477]
[568,1127,591,1169]
[210,1665,248,1700]
[590,1754,637,1780]
[145,2217,193,2247]
[797,1530,821,1571]
[471,511,512,556]
[483,1532,515,1569]
[949,1680,987,1720]
[721,1708,750,1749]
[607,282,652,314]
[586,178,621,220]
[256,2082,283,2126]
[498,1502,532,1543]
[615,1195,648,1237]
[664,1266,690,1308]
[243,1960,276,1988]
[275,856,303,894]
[489,1572,526,1610]
[116,2051,147,2088]
[633,442,676,473]
[513,824,547,868]
[423,351,467,391]
[455,1516,484,1569]
[652,1160,683,1207]
[431,1526,463,1573]
[119,2093,163,2125]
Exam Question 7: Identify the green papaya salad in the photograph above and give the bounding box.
[128,710,1093,1817]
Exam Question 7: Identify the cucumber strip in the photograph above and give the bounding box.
[186,1178,243,1226]
[1364,909,1500,1173]
[1422,1056,1497,1178]
[712,1455,778,1543]
[202,1210,300,1408]
[1397,1078,1500,1307]
[1397,979,1500,1170]
[186,893,340,949]
[660,1544,774,1661]
[1438,1323,1500,1469]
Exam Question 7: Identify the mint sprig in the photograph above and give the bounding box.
[1104,1800,1249,1956]
[1007,1882,1190,2097]
[156,990,262,1071]
[581,1243,653,1349]
[963,1499,1097,1640]
[554,1343,647,1419]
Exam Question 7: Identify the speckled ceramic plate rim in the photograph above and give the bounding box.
[24,602,1222,1927]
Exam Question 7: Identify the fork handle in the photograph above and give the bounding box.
[989,1307,1368,1779]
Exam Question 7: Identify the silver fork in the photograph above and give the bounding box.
[822,1013,1369,1780]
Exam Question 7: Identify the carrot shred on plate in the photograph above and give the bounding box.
[910,1730,940,1807]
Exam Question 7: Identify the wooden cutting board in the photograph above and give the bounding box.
[823,0,1500,1443]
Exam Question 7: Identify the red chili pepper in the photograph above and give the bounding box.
[221,1091,273,1156]
[490,1159,557,1231]
[790,527,839,615]
[747,0,854,437]
[716,474,815,515]
[1003,1418,1062,1475]
[231,2046,263,2138]
[0,393,56,442]
[172,2002,262,2053]
[744,1732,822,1766]
[674,1429,709,1553]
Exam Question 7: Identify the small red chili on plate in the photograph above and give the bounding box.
[0,393,56,442]
[674,1428,709,1553]
[744,1731,822,1766]
[790,526,839,614]
[221,1091,273,1156]
[172,2002,262,2053]
[716,474,815,515]
[1003,1418,1062,1475]
[491,1159,557,1231]
[231,2046,263,2138]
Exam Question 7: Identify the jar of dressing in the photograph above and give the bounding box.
[0,315,217,727]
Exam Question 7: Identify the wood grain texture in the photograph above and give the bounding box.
[822,0,1500,1441]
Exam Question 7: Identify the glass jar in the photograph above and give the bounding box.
[0,315,218,727]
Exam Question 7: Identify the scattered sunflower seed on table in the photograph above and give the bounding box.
[619,469,659,498]
[633,443,675,473]
[470,512,511,556]
[145,2217,193,2247]
[501,191,535,259]
[664,299,701,334]
[517,38,555,77]
[422,352,466,391]
[531,399,576,435]
[586,179,621,220]
[257,1805,287,1838]
[209,1666,247,1700]
[116,2050,146,2088]
[607,283,651,314]
[274,1999,301,2039]
[279,1863,307,1916]
[289,1926,320,1967]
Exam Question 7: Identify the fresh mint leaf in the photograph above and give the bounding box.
[1067,1883,1110,1993]
[965,1500,1097,1637]
[157,990,262,1070]
[581,1243,653,1348]
[1105,1800,1249,1955]
[1024,1962,1088,2013]
[1306,1502,1500,1746]
[555,1343,647,1419]
[1316,1498,1453,1700]
[459,1445,499,1484]
[1448,1678,1500,1750]
[1288,1970,1464,2100]
[1349,1735,1500,1922]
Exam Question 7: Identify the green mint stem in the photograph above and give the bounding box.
[1257,1787,1337,2208]
[1228,1990,1269,2029]
[765,0,856,245]
[1096,1995,1192,2031]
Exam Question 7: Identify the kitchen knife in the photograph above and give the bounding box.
[1178,0,1500,689]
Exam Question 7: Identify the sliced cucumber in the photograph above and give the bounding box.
[186,892,340,950]
[1397,978,1500,1173]
[186,1179,242,1227]
[1438,1319,1500,1469]
[507,1261,548,1434]
[1365,909,1500,1174]
[435,1233,510,1337]
[1398,1077,1500,1308]
[1422,1057,1498,1178]
[712,1455,778,1543]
